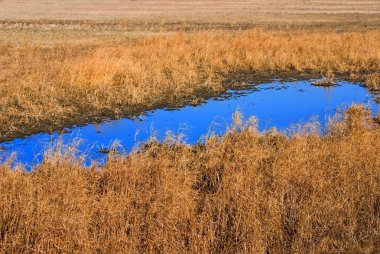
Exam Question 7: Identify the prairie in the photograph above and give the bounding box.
[0,106,379,253]
[1,1,380,253]
[1,0,380,23]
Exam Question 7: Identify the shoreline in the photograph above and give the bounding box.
[0,72,378,143]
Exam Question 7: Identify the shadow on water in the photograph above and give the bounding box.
[0,80,378,170]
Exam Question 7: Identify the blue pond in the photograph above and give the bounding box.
[0,80,378,169]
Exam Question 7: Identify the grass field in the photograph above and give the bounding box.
[1,2,379,141]
[1,1,380,253]
[1,0,380,21]
[1,106,379,253]
[1,29,379,141]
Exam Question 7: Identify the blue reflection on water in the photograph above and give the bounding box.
[0,80,378,169]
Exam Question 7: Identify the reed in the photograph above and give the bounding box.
[0,106,379,253]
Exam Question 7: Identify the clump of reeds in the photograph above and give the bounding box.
[365,73,380,91]
[312,71,337,87]
[0,106,379,253]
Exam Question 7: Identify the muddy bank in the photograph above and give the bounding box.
[0,72,316,142]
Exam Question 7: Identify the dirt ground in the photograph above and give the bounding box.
[1,0,380,22]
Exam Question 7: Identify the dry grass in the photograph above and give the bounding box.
[0,106,379,253]
[365,73,380,91]
[1,0,380,22]
[2,3,379,252]
[1,29,379,141]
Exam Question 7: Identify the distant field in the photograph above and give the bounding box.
[1,0,380,21]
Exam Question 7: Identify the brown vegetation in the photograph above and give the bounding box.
[1,2,379,253]
[1,29,379,141]
[0,106,379,253]
[1,0,380,24]
[365,73,380,91]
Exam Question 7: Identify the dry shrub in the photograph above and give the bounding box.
[1,106,379,253]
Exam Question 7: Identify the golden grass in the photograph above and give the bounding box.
[1,29,379,141]
[365,73,380,91]
[0,106,379,253]
[1,0,380,23]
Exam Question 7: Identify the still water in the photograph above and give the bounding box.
[0,80,378,169]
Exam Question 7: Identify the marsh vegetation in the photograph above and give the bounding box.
[1,1,380,253]
[1,106,380,253]
[1,80,378,167]
[1,29,379,141]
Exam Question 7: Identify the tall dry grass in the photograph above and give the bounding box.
[0,106,379,253]
[1,29,379,140]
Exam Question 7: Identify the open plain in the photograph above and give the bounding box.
[1,0,380,21]
[1,1,380,253]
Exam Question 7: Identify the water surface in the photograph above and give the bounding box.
[0,80,378,169]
